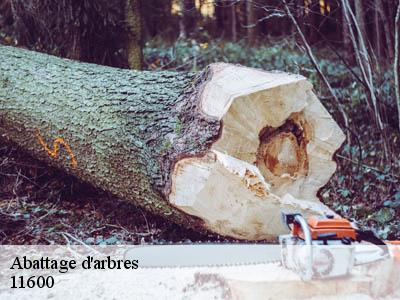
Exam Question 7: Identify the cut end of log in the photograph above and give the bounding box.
[169,63,345,240]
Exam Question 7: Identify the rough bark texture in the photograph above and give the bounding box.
[341,1,352,62]
[125,0,144,70]
[229,2,237,42]
[354,0,368,50]
[0,45,220,231]
[246,0,256,46]
[377,0,394,61]
[395,1,400,132]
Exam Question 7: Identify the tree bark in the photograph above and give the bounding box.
[229,2,237,41]
[341,1,352,63]
[395,1,400,132]
[0,45,215,232]
[0,46,345,240]
[214,0,224,34]
[142,0,173,39]
[125,0,143,70]
[178,0,186,38]
[307,0,319,44]
[178,0,197,39]
[374,2,382,63]
[246,0,256,45]
[354,0,368,50]
[376,0,395,62]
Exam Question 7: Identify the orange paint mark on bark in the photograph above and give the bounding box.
[35,129,77,169]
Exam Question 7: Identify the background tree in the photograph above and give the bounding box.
[6,0,129,67]
[354,0,367,51]
[214,0,237,40]
[142,0,174,40]
[376,0,394,62]
[341,0,352,62]
[245,0,256,45]
[125,0,143,69]
[178,0,198,39]
[228,1,238,41]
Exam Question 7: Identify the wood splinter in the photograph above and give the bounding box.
[169,64,345,239]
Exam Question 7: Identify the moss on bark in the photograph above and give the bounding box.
[0,45,221,231]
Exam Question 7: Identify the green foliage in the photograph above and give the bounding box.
[144,38,357,103]
[338,188,350,198]
[145,39,312,73]
[174,118,183,135]
[383,192,400,208]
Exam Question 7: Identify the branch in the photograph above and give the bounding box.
[395,1,400,132]
[282,0,350,139]
[341,0,384,131]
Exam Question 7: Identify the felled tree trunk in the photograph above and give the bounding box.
[125,0,144,70]
[0,45,345,240]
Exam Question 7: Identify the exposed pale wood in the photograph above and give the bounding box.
[170,64,345,239]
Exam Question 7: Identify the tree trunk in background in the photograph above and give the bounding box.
[178,0,197,39]
[184,0,197,36]
[293,0,305,40]
[387,0,396,41]
[125,0,143,70]
[9,0,34,49]
[354,0,368,50]
[374,4,382,63]
[0,0,13,29]
[0,46,345,240]
[246,0,256,45]
[307,0,319,44]
[214,0,224,32]
[9,0,129,68]
[395,1,400,131]
[178,0,186,38]
[301,0,316,44]
[142,0,173,39]
[376,0,394,62]
[229,2,237,41]
[214,1,237,40]
[342,2,352,63]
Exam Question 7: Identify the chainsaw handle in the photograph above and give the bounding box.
[294,215,312,245]
[281,212,301,230]
[294,215,313,281]
[281,213,312,245]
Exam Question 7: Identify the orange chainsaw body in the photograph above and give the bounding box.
[292,215,357,241]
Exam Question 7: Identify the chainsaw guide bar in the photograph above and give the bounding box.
[125,213,399,282]
[125,244,282,268]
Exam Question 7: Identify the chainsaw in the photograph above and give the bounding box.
[125,212,398,281]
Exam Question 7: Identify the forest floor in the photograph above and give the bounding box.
[0,39,399,244]
[0,140,221,244]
